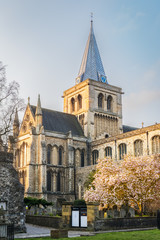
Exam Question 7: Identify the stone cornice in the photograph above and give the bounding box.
[91,123,160,147]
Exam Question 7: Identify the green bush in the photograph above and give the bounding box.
[73,199,86,206]
[24,197,53,209]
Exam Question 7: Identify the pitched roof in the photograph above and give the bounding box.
[123,125,138,133]
[31,105,84,137]
[76,21,107,83]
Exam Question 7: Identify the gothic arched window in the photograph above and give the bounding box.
[47,145,52,164]
[57,172,61,192]
[98,93,104,109]
[107,95,112,111]
[58,147,63,165]
[16,149,20,168]
[78,94,82,110]
[47,171,51,191]
[71,98,75,112]
[81,149,85,167]
[152,135,160,154]
[105,147,112,158]
[134,140,143,157]
[119,143,127,160]
[92,150,99,165]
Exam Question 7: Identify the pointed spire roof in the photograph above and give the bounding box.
[76,20,107,84]
[35,94,42,115]
[13,108,19,126]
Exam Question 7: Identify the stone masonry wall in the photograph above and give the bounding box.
[0,152,26,232]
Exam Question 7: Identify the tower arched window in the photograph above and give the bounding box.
[134,140,143,157]
[47,171,51,191]
[57,172,61,192]
[152,135,160,154]
[107,95,112,111]
[71,98,75,112]
[81,149,85,167]
[105,147,112,158]
[47,145,52,164]
[92,150,99,165]
[58,147,63,165]
[78,94,82,110]
[98,93,104,109]
[119,143,127,160]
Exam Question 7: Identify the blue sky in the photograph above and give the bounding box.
[1,0,160,128]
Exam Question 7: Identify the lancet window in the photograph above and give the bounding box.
[47,145,52,164]
[81,149,85,167]
[58,146,63,165]
[119,143,127,160]
[57,172,61,192]
[134,140,143,157]
[152,135,160,154]
[92,150,99,165]
[105,147,112,158]
[47,171,52,191]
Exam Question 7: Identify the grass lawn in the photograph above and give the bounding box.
[15,229,160,240]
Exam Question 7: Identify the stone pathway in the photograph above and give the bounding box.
[15,223,156,239]
[15,223,94,238]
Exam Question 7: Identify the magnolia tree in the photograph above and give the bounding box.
[84,155,160,215]
[0,62,24,148]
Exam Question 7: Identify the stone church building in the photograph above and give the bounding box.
[9,21,160,206]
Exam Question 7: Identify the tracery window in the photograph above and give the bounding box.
[81,149,85,167]
[47,171,51,191]
[98,93,104,109]
[119,143,127,160]
[47,145,52,164]
[152,135,160,154]
[107,95,112,111]
[92,150,99,165]
[134,140,143,157]
[105,147,112,158]
[78,94,82,110]
[71,98,75,112]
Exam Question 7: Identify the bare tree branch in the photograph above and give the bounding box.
[0,61,25,149]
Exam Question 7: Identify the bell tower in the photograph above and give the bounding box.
[63,20,123,140]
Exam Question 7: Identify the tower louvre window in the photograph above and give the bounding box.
[134,140,143,157]
[119,143,127,160]
[107,95,112,111]
[98,93,104,109]
[78,94,82,110]
[71,98,75,112]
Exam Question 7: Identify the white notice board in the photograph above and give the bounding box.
[72,210,79,227]
[81,216,87,227]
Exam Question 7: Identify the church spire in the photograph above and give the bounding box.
[76,19,107,84]
[13,108,19,138]
[35,94,42,127]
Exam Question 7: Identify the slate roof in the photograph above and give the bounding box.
[123,125,138,133]
[30,105,84,137]
[76,21,106,83]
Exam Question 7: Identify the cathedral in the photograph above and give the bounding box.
[10,20,160,207]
